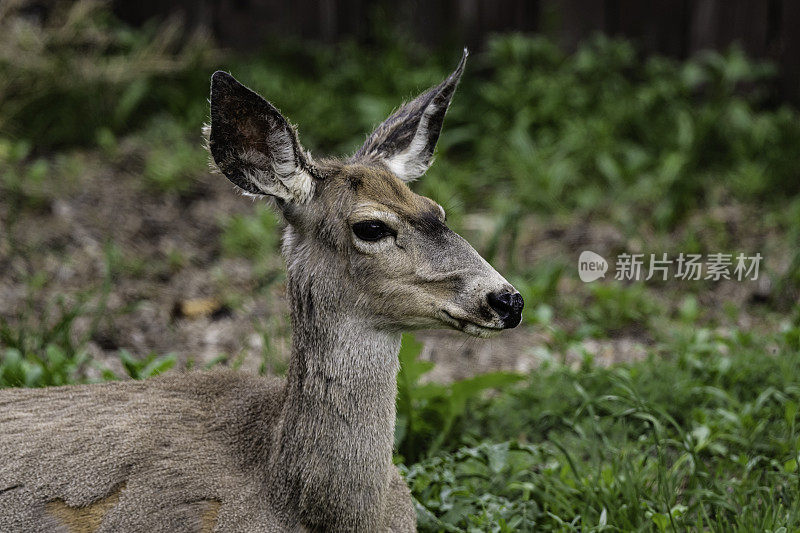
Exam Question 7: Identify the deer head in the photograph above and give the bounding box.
[207,50,523,338]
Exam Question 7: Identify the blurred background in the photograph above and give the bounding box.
[116,0,800,104]
[2,1,800,529]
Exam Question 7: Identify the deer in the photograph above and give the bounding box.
[0,49,523,532]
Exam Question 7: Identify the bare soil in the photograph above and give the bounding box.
[0,143,788,383]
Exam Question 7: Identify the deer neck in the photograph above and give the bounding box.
[267,259,401,529]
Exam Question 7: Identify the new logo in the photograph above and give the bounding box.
[578,251,608,282]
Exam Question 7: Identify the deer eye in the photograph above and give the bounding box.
[352,220,394,242]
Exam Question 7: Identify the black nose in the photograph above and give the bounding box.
[487,291,524,328]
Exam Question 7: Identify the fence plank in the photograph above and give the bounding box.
[111,0,800,102]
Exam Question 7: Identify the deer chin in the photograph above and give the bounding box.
[439,310,504,339]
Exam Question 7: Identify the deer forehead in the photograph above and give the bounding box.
[335,164,443,225]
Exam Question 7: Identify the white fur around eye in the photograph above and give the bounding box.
[349,207,402,254]
[351,233,397,254]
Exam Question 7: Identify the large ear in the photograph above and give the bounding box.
[352,49,467,182]
[206,71,316,203]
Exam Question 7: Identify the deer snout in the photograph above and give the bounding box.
[487,290,524,328]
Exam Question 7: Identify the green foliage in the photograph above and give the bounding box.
[0,275,102,388]
[0,1,212,147]
[254,315,290,377]
[1,299,177,387]
[0,300,92,388]
[213,34,800,230]
[4,3,799,234]
[140,117,208,193]
[404,442,542,532]
[104,349,176,380]
[0,253,175,387]
[580,281,663,336]
[0,140,53,214]
[220,205,281,259]
[429,35,800,228]
[220,204,284,279]
[396,335,524,463]
[412,332,800,531]
[0,344,88,388]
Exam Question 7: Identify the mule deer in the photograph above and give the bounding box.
[0,49,523,532]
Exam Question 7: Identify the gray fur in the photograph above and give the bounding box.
[0,55,519,532]
[0,370,413,532]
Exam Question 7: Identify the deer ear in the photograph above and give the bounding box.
[207,71,316,203]
[352,49,467,183]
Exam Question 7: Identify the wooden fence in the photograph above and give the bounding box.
[113,0,800,103]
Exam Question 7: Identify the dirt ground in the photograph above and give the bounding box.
[0,141,788,383]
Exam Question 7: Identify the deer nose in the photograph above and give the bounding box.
[487,291,524,328]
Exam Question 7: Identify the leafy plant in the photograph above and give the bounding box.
[418,329,800,531]
[220,204,284,279]
[580,281,663,336]
[102,349,176,380]
[0,247,175,387]
[396,335,524,463]
[404,441,543,532]
[0,345,89,388]
[140,117,208,193]
[0,0,213,147]
[0,289,97,388]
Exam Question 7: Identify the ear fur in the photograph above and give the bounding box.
[206,71,316,203]
[351,49,468,182]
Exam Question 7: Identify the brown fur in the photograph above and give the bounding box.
[46,485,124,533]
[344,165,442,223]
[200,501,222,533]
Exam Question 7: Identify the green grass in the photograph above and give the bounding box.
[406,319,800,531]
[0,1,211,148]
[139,117,209,194]
[0,249,177,388]
[0,296,176,387]
[220,204,283,274]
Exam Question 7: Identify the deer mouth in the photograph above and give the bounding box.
[440,310,504,338]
